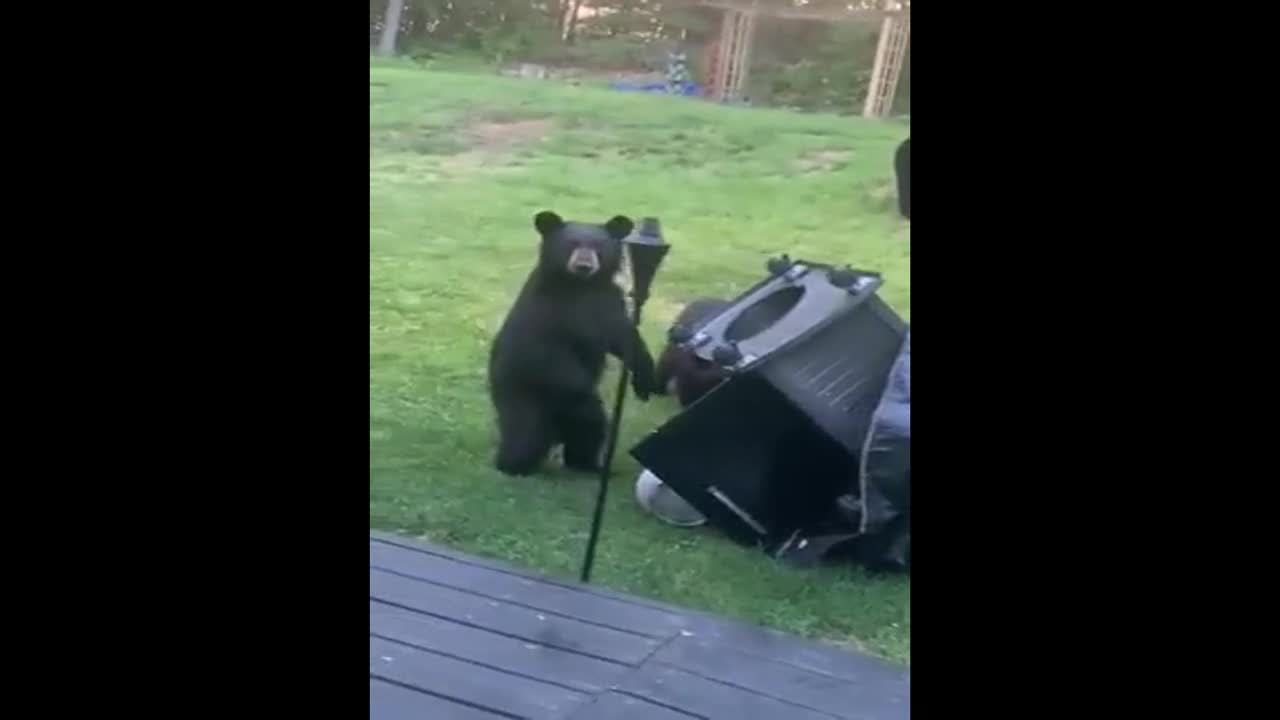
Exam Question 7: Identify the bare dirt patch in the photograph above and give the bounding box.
[865,179,901,213]
[795,149,853,173]
[436,118,555,175]
[459,118,554,152]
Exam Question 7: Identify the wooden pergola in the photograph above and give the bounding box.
[699,1,910,118]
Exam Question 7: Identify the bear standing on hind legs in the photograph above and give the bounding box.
[488,211,657,477]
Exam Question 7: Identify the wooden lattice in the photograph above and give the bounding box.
[710,10,757,103]
[700,1,910,116]
[863,13,910,118]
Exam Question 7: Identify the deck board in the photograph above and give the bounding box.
[371,635,590,719]
[371,678,513,720]
[371,537,693,637]
[371,600,633,693]
[650,637,909,720]
[564,691,704,719]
[371,567,661,664]
[616,664,844,720]
[369,533,909,719]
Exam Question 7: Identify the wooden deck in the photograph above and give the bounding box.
[370,532,910,719]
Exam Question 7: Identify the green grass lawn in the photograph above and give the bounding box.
[369,59,911,665]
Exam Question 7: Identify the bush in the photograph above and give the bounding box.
[522,36,669,71]
[745,24,888,114]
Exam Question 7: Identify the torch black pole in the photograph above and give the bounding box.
[580,218,669,584]
[579,301,645,583]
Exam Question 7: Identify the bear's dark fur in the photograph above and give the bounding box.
[488,210,657,476]
[654,298,732,408]
[895,137,910,219]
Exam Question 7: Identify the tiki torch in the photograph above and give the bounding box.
[580,217,671,583]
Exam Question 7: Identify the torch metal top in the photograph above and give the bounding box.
[627,217,666,246]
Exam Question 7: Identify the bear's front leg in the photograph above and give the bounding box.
[624,326,657,401]
[607,322,656,401]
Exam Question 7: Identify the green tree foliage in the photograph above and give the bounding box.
[369,0,561,55]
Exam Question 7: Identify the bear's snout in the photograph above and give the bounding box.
[567,247,600,277]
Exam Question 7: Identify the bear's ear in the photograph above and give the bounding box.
[603,215,634,240]
[534,211,564,235]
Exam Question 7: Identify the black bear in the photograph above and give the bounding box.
[488,210,657,476]
[654,298,732,408]
[894,137,910,219]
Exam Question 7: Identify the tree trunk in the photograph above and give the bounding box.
[554,1,568,34]
[377,0,405,57]
[564,0,585,45]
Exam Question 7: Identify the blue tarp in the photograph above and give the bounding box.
[608,81,703,97]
